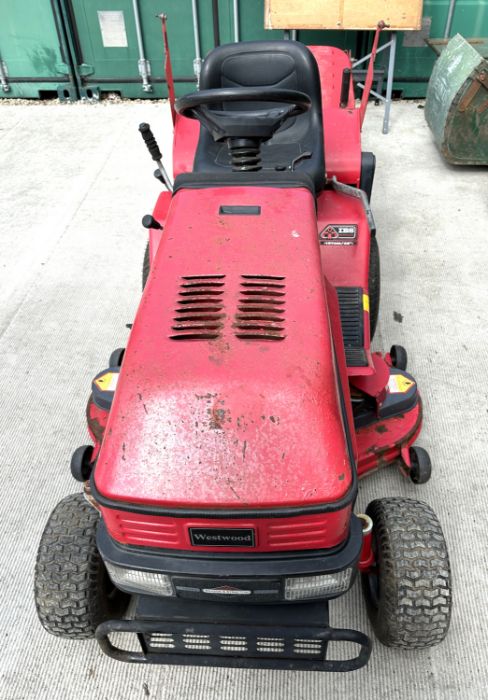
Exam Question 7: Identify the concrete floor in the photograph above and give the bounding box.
[0,99,487,699]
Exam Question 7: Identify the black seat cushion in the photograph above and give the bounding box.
[174,170,315,195]
[193,41,325,193]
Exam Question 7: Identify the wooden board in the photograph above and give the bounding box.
[264,0,423,31]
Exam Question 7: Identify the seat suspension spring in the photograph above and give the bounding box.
[228,138,262,172]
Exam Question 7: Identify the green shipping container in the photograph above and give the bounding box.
[1,0,487,101]
[0,0,77,99]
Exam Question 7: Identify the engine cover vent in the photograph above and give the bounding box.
[336,286,367,367]
[170,275,225,340]
[235,275,286,341]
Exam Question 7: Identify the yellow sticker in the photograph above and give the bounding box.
[94,371,119,392]
[363,294,370,313]
[388,374,415,394]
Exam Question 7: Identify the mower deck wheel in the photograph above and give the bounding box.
[70,444,94,482]
[109,347,125,367]
[408,445,432,484]
[34,493,129,639]
[390,344,408,370]
[361,497,451,649]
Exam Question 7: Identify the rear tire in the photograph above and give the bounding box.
[368,236,380,339]
[142,242,150,289]
[361,497,451,648]
[34,493,128,639]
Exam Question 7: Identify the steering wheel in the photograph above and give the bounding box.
[175,87,311,143]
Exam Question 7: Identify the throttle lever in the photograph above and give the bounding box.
[138,123,173,192]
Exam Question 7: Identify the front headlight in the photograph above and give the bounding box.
[284,569,352,600]
[105,561,175,597]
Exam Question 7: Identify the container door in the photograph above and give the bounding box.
[0,0,76,99]
[60,0,210,98]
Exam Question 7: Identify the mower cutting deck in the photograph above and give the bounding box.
[34,35,452,672]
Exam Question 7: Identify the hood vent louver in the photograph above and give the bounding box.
[235,275,286,341]
[170,275,225,340]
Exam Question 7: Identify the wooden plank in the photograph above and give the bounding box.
[264,0,423,31]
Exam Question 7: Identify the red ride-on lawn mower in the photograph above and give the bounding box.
[35,31,452,672]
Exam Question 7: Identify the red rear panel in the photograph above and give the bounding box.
[93,186,353,511]
[308,46,361,185]
[172,113,199,177]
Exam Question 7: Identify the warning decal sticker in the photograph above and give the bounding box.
[319,224,357,246]
[94,372,119,393]
[388,374,415,394]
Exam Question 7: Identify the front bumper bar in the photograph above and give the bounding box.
[96,604,372,672]
[96,598,372,672]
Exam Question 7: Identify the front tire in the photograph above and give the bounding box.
[34,493,128,639]
[361,497,451,648]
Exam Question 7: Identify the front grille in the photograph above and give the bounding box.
[234,275,286,340]
[146,631,326,658]
[266,516,332,549]
[103,509,341,551]
[170,275,225,340]
[107,512,179,547]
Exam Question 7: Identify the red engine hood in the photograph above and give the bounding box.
[94,185,353,510]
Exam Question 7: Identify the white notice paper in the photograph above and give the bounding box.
[97,11,128,48]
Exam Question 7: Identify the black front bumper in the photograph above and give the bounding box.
[96,597,372,672]
[97,515,363,603]
[96,516,371,670]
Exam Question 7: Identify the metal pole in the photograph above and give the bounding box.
[191,0,202,84]
[233,0,239,42]
[158,14,176,125]
[0,51,10,92]
[132,0,152,92]
[444,0,457,39]
[291,29,297,40]
[383,32,397,134]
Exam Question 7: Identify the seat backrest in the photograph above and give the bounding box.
[193,41,325,193]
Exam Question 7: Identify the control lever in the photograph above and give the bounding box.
[138,123,173,192]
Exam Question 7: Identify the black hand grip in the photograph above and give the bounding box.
[139,122,162,162]
[142,214,162,230]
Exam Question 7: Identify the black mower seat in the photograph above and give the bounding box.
[193,41,325,193]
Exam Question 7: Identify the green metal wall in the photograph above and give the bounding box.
[0,0,76,99]
[0,0,487,100]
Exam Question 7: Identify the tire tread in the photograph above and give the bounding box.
[363,497,451,648]
[34,493,125,639]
